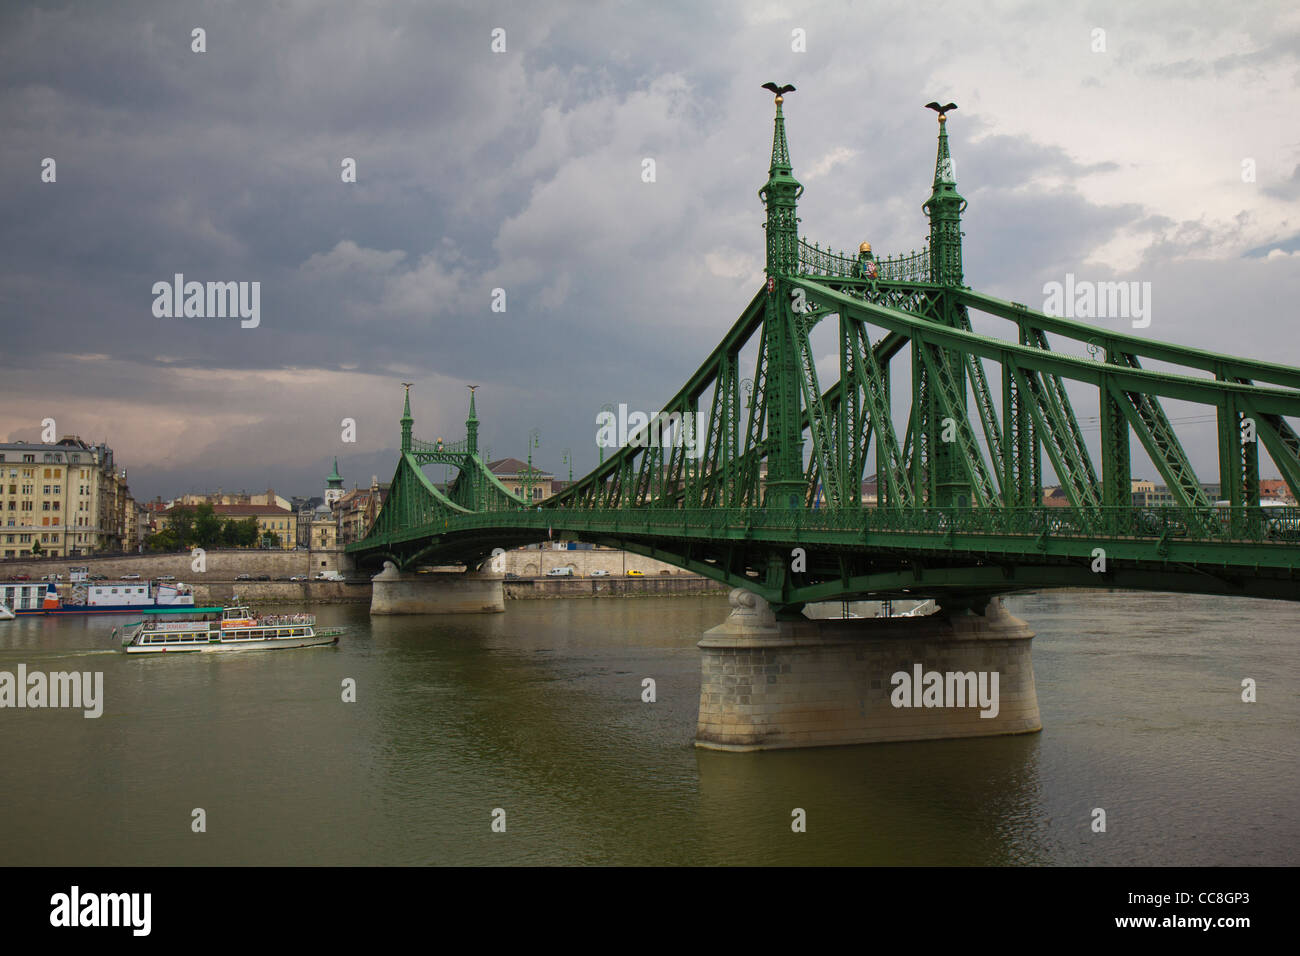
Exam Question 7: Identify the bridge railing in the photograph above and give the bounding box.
[411,436,470,455]
[395,504,1300,547]
[794,239,933,283]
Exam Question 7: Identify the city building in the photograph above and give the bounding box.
[1132,481,1221,507]
[488,458,554,501]
[1259,478,1296,504]
[1130,478,1156,506]
[0,436,130,559]
[336,475,389,544]
[161,501,298,549]
[173,488,292,511]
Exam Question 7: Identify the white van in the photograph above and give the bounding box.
[545,567,574,577]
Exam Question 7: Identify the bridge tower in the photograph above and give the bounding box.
[924,109,966,285]
[466,387,479,456]
[759,90,807,511]
[400,383,413,454]
[921,106,974,510]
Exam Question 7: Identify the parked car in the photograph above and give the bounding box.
[504,572,519,580]
[289,575,307,582]
[156,575,175,582]
[255,574,271,581]
[589,569,610,577]
[545,567,574,577]
[235,573,253,581]
[13,574,30,581]
[626,569,644,577]
[89,574,108,581]
[122,573,142,580]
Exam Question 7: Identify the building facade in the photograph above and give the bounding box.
[336,476,389,544]
[173,488,292,511]
[0,436,130,559]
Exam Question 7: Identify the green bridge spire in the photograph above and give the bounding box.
[923,105,966,286]
[758,84,806,511]
[760,89,802,275]
[400,383,413,453]
[466,385,479,456]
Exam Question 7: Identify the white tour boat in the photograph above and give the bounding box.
[118,602,342,654]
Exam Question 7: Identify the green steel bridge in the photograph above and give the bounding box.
[348,93,1300,617]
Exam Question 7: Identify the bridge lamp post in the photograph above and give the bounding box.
[741,378,755,499]
[525,429,540,505]
[561,448,573,484]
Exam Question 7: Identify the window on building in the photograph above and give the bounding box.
[53,469,60,478]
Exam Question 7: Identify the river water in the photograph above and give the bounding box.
[0,591,1295,866]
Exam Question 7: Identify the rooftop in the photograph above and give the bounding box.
[487,457,552,478]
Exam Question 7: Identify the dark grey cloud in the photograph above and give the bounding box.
[1,0,1298,500]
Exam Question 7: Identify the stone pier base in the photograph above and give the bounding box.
[369,561,505,615]
[696,590,1041,751]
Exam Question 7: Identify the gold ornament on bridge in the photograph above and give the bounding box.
[762,81,796,106]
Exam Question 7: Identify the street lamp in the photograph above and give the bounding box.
[561,448,573,483]
[525,429,540,503]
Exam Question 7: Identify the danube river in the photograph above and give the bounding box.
[0,591,1296,866]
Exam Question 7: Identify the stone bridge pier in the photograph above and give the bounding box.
[696,589,1041,751]
[369,561,505,615]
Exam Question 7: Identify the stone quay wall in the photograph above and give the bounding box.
[0,547,349,580]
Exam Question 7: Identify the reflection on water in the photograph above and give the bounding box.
[0,590,1295,865]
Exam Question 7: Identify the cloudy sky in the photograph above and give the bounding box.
[2,0,1298,501]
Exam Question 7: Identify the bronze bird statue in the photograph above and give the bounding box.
[925,101,958,116]
[762,82,796,98]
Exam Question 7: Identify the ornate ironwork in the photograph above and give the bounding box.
[349,94,1300,612]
